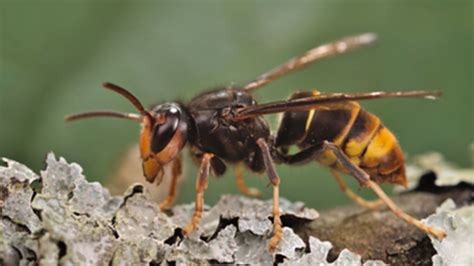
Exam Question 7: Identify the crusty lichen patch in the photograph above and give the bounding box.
[0,153,334,264]
[0,152,471,265]
[424,199,474,266]
[0,158,42,233]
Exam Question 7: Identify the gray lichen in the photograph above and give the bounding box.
[0,158,41,233]
[0,152,472,265]
[283,237,387,266]
[0,153,322,264]
[30,154,121,264]
[424,199,474,266]
[403,146,474,191]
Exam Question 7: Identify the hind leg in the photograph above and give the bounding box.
[330,170,383,210]
[323,141,446,240]
[275,144,383,210]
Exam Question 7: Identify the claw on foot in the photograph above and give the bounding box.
[241,186,262,198]
[159,200,173,211]
[427,225,447,241]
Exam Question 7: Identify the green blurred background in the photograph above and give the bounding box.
[0,0,472,209]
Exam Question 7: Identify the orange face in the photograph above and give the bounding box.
[139,108,187,185]
[140,116,161,183]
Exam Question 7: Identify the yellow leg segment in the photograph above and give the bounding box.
[324,141,446,241]
[159,155,182,210]
[331,169,383,210]
[256,138,283,252]
[182,153,213,236]
[367,179,446,240]
[235,165,262,198]
[268,182,282,252]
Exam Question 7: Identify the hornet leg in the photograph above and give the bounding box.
[182,153,213,236]
[330,169,383,210]
[159,155,182,210]
[275,144,383,209]
[274,144,323,165]
[235,164,262,198]
[323,141,446,240]
[257,138,282,252]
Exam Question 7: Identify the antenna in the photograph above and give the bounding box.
[65,82,152,123]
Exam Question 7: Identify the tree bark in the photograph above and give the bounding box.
[294,179,473,265]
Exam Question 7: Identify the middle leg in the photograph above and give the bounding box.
[235,164,262,198]
[182,153,213,236]
[256,138,282,252]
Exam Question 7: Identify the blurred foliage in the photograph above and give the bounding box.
[0,0,472,209]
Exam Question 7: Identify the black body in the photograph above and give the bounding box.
[181,88,270,175]
[172,87,407,187]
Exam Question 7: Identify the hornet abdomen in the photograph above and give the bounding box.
[274,91,407,186]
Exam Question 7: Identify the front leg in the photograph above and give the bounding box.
[159,154,182,210]
[256,138,282,252]
[182,153,213,235]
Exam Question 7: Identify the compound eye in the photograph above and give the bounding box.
[151,110,180,153]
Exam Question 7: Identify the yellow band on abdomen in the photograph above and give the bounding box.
[361,127,396,168]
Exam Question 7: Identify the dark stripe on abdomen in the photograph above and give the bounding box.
[302,103,360,146]
[274,110,309,147]
[274,91,314,147]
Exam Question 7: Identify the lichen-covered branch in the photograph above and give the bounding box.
[0,152,473,265]
[304,181,473,265]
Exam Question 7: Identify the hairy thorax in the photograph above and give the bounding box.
[187,88,270,163]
